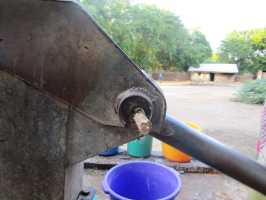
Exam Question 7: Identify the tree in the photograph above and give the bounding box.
[81,0,212,71]
[249,28,266,73]
[183,30,212,68]
[205,53,221,63]
[192,31,212,62]
[219,31,254,72]
[219,28,266,73]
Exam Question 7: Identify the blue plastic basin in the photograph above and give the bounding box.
[103,161,181,200]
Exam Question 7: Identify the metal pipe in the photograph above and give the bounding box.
[151,114,266,195]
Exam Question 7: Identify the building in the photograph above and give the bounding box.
[188,64,239,82]
[257,70,266,79]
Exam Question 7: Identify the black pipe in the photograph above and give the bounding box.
[151,114,266,195]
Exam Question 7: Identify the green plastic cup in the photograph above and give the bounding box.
[127,135,153,158]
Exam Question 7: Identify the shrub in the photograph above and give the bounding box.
[236,79,266,104]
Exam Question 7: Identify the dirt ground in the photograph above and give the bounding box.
[162,84,262,157]
[83,84,264,200]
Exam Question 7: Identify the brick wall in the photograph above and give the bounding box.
[152,71,256,83]
[190,72,237,83]
[152,72,190,81]
[190,72,209,82]
[215,74,237,82]
[236,74,255,82]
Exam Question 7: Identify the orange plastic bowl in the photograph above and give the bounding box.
[162,121,202,163]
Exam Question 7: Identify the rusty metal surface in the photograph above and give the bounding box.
[0,1,167,200]
[0,0,166,129]
[66,105,141,165]
[0,72,67,200]
[0,71,141,200]
[0,1,167,199]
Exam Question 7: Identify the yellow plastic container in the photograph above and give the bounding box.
[162,121,203,163]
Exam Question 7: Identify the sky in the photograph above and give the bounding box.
[132,0,266,51]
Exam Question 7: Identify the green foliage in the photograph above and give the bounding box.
[219,28,266,74]
[250,29,266,73]
[236,79,266,104]
[81,0,212,71]
[186,31,212,66]
[205,53,221,63]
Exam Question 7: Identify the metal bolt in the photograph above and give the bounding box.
[132,108,152,134]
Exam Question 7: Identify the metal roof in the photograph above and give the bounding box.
[188,64,239,74]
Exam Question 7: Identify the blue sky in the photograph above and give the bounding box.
[132,0,266,50]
